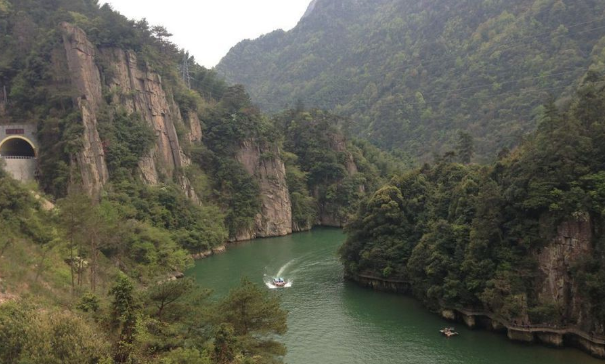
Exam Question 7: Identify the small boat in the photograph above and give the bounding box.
[440,327,459,337]
[272,277,287,287]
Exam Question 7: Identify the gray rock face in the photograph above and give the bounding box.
[60,22,109,198]
[536,214,596,331]
[99,48,189,185]
[234,139,292,241]
[59,23,199,203]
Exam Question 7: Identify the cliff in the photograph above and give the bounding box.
[99,48,191,185]
[60,22,109,198]
[59,23,199,202]
[9,18,391,246]
[536,214,597,332]
[235,139,292,241]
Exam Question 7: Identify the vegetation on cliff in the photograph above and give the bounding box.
[217,0,605,160]
[340,72,605,331]
[275,108,407,228]
[0,0,404,362]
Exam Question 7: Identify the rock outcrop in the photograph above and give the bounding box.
[100,48,190,184]
[60,22,109,198]
[234,140,292,241]
[536,214,595,330]
[59,23,200,202]
[186,113,203,143]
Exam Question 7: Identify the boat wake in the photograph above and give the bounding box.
[265,280,293,289]
[264,259,295,289]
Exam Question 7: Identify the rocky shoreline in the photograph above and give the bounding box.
[191,245,227,260]
[347,273,605,360]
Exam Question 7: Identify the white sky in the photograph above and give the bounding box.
[99,0,312,68]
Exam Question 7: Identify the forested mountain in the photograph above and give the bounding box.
[340,72,605,344]
[217,0,605,160]
[0,0,402,362]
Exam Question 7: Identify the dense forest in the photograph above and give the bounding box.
[0,0,402,362]
[3,0,605,361]
[340,72,605,332]
[218,0,605,161]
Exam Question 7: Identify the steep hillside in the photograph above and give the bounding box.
[217,0,605,160]
[0,1,403,362]
[339,72,605,356]
[0,0,400,245]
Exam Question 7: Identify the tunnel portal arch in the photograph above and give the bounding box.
[0,136,37,158]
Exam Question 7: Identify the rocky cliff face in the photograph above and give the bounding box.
[59,23,200,202]
[99,48,192,184]
[536,213,596,331]
[60,22,109,198]
[235,140,292,241]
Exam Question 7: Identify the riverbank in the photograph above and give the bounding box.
[347,273,605,360]
[347,273,410,293]
[189,229,601,364]
[191,245,227,260]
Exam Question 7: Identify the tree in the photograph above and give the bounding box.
[161,348,210,364]
[0,302,111,364]
[151,25,173,42]
[218,278,287,337]
[456,131,475,164]
[217,278,287,362]
[212,323,237,364]
[58,193,93,294]
[146,277,195,322]
[109,274,141,363]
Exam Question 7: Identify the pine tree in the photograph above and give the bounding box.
[109,274,141,363]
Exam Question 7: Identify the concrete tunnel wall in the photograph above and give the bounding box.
[0,125,38,182]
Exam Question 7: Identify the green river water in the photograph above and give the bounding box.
[187,228,601,364]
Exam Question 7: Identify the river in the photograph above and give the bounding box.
[187,228,601,364]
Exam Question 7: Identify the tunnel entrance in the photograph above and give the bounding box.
[0,137,36,158]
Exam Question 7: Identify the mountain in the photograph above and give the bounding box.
[0,1,402,362]
[0,0,400,243]
[339,72,605,357]
[217,0,605,160]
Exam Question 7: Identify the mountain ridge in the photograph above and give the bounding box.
[217,0,605,161]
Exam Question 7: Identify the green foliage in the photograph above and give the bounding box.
[275,109,402,226]
[203,85,276,156]
[161,348,211,364]
[146,277,196,322]
[216,278,287,363]
[0,2,296,363]
[106,180,227,255]
[215,159,261,238]
[212,324,237,364]
[218,0,605,160]
[98,109,156,180]
[456,131,475,164]
[342,74,605,327]
[77,292,101,312]
[109,273,141,363]
[285,158,316,230]
[0,302,111,364]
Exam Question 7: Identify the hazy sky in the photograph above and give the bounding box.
[99,0,312,68]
